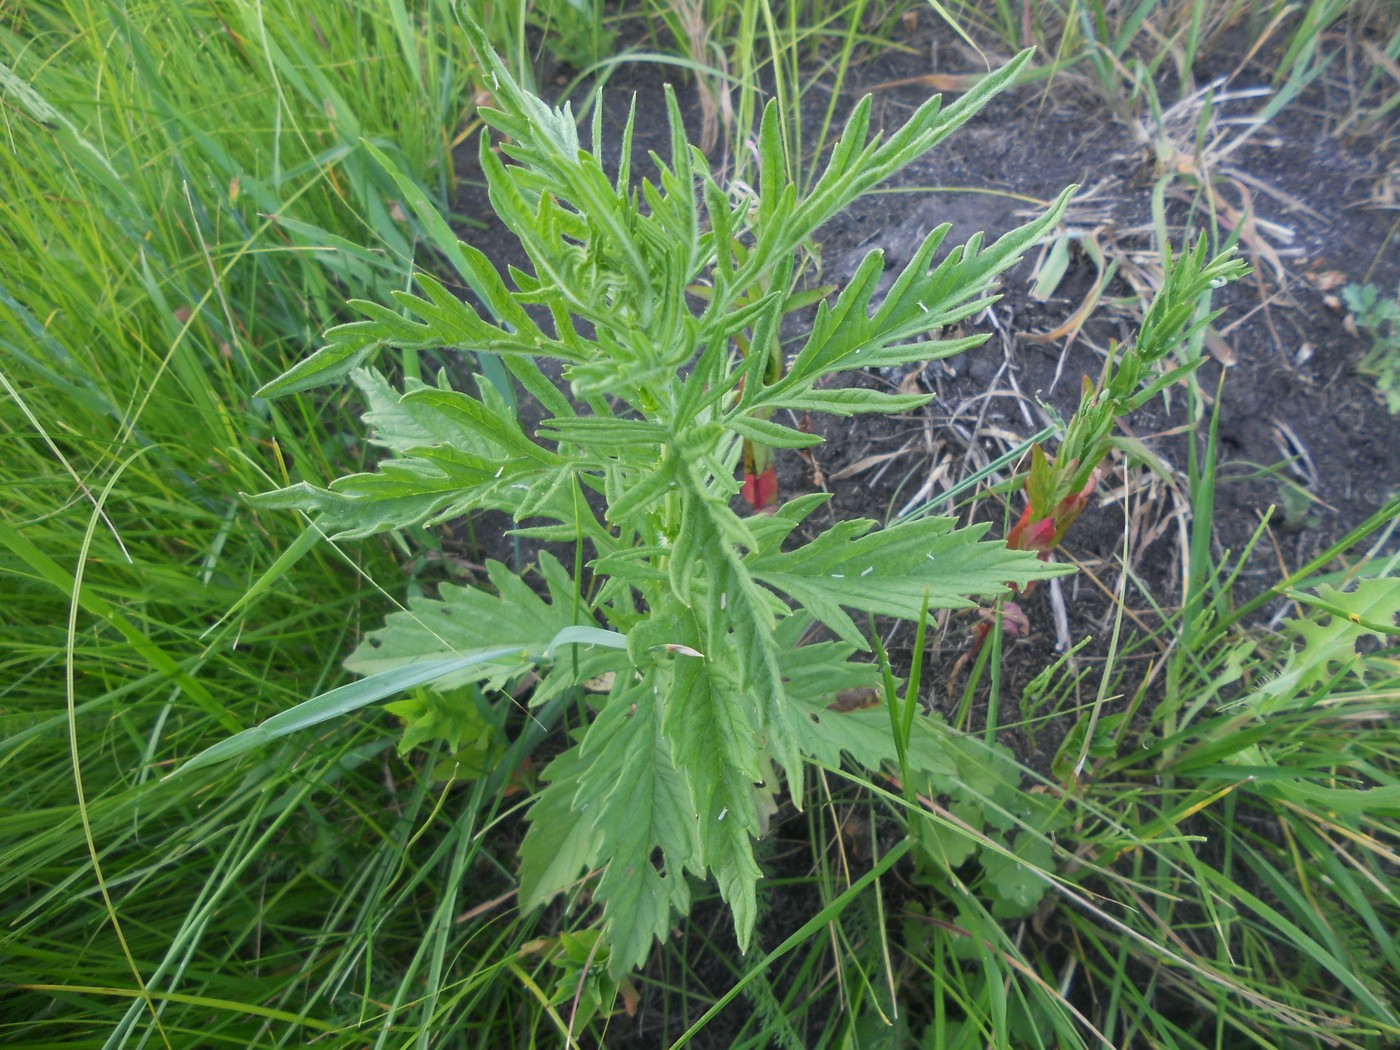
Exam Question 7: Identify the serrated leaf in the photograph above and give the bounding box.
[767,188,1072,399]
[539,416,669,452]
[605,454,679,522]
[384,685,494,755]
[750,516,1071,646]
[790,50,1036,244]
[925,797,983,869]
[248,371,563,539]
[703,791,763,953]
[575,675,701,975]
[518,742,600,910]
[664,628,764,952]
[345,298,436,343]
[788,698,961,781]
[352,368,496,455]
[1245,579,1400,713]
[345,555,583,689]
[246,458,492,541]
[393,274,569,359]
[402,386,557,464]
[253,320,383,398]
[258,12,1088,985]
[939,734,1025,816]
[778,636,958,779]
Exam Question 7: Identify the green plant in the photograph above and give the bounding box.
[941,236,1244,689]
[8,4,1395,1046]
[1043,525,1400,1047]
[480,0,618,87]
[891,493,1400,1047]
[1345,282,1400,414]
[1009,237,1247,561]
[0,1,546,1044]
[640,0,908,190]
[178,10,1079,974]
[1005,353,1400,1048]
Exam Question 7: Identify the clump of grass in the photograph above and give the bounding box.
[834,469,1400,1046]
[0,1,571,1043]
[637,0,916,189]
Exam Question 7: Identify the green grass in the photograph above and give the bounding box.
[631,0,919,191]
[4,1,1399,1047]
[0,0,534,1044]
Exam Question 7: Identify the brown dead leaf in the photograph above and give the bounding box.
[1203,330,1236,366]
[826,687,883,712]
[829,443,917,481]
[868,73,983,95]
[1305,269,1348,293]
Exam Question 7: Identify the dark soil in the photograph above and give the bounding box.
[439,19,1399,1048]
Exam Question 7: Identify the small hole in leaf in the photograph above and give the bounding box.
[649,847,664,871]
